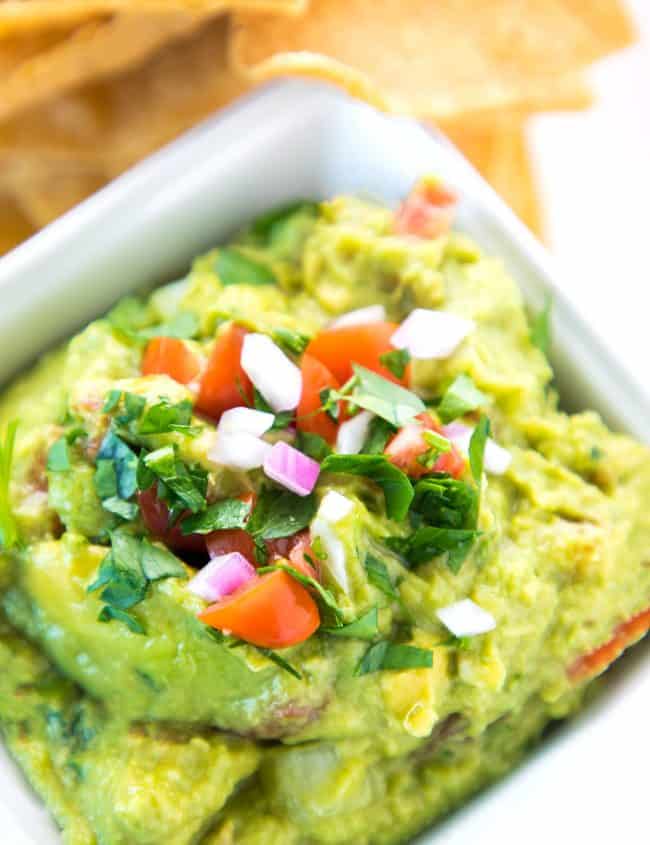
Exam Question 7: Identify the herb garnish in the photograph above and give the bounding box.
[364,554,399,600]
[273,327,311,357]
[361,417,396,455]
[258,563,344,626]
[322,607,379,640]
[530,294,552,358]
[347,365,425,427]
[379,348,411,379]
[355,641,433,675]
[246,489,317,562]
[253,389,294,431]
[250,201,318,243]
[107,297,198,343]
[321,453,413,521]
[468,415,490,526]
[437,374,489,423]
[97,431,139,500]
[411,475,477,530]
[0,420,19,550]
[143,445,207,514]
[416,429,451,470]
[386,527,479,573]
[216,248,277,287]
[180,497,252,535]
[295,431,332,462]
[47,437,71,472]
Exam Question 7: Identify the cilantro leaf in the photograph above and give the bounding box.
[295,431,332,462]
[437,374,489,423]
[321,453,413,521]
[143,445,206,514]
[364,554,399,600]
[216,248,277,287]
[469,416,490,484]
[180,498,252,535]
[101,497,139,521]
[258,563,344,625]
[257,648,302,679]
[253,389,293,430]
[47,437,71,472]
[107,297,198,343]
[348,365,425,427]
[139,311,199,341]
[247,489,317,544]
[361,417,396,455]
[94,459,118,500]
[386,527,479,573]
[530,295,552,357]
[88,534,147,610]
[355,641,432,675]
[411,475,477,530]
[138,398,199,436]
[97,432,139,500]
[273,327,311,357]
[0,420,19,550]
[98,606,145,635]
[322,607,379,640]
[379,348,411,379]
[117,393,146,426]
[103,390,122,413]
[250,201,318,243]
[140,540,186,581]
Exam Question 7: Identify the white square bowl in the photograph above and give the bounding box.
[0,80,648,845]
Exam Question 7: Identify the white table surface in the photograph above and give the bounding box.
[529,0,650,392]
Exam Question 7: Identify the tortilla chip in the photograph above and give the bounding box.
[0,16,249,172]
[0,0,307,36]
[0,12,209,121]
[0,191,35,255]
[443,117,542,237]
[231,0,633,117]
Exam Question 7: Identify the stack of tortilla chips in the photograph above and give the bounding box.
[0,0,635,254]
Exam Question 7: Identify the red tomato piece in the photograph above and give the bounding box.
[384,413,466,480]
[138,487,206,554]
[206,492,257,562]
[296,354,340,444]
[199,569,320,648]
[394,180,458,239]
[195,324,253,420]
[568,606,650,683]
[141,337,201,385]
[305,322,409,386]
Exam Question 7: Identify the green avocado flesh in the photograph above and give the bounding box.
[1,194,649,844]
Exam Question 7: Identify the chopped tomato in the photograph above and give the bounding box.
[288,539,320,581]
[394,180,457,239]
[141,337,201,385]
[265,530,319,580]
[384,413,466,479]
[138,487,206,554]
[206,492,257,562]
[199,569,320,648]
[195,324,253,420]
[305,322,409,386]
[296,354,340,444]
[568,606,650,682]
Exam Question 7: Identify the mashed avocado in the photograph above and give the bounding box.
[1,185,649,844]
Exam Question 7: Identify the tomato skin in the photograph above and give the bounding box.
[394,181,457,239]
[199,569,320,648]
[206,529,256,562]
[195,325,253,420]
[384,413,466,480]
[305,322,409,386]
[138,487,206,554]
[296,355,340,444]
[568,606,650,682]
[141,337,201,385]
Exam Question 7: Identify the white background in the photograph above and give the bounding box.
[530,0,650,392]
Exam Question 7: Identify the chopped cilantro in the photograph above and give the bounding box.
[468,415,490,525]
[379,348,411,379]
[180,498,252,535]
[250,201,318,242]
[98,606,145,635]
[355,641,432,675]
[107,297,198,343]
[97,431,138,500]
[101,497,139,521]
[139,311,199,341]
[216,248,277,287]
[273,327,311,357]
[530,295,552,358]
[416,429,451,470]
[94,459,118,500]
[140,540,186,581]
[246,490,317,561]
[295,431,332,462]
[257,648,302,680]
[0,420,19,550]
[364,554,399,600]
[321,453,413,521]
[46,437,71,472]
[437,374,489,423]
[143,445,206,514]
[386,527,479,573]
[138,397,199,436]
[322,607,379,641]
[361,417,396,455]
[102,390,122,413]
[411,475,477,530]
[347,365,425,427]
[253,389,293,430]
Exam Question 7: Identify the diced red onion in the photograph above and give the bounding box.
[210,431,271,470]
[330,305,386,328]
[336,410,374,454]
[391,309,475,359]
[188,552,257,602]
[441,423,512,476]
[241,333,302,412]
[263,441,320,496]
[436,598,496,637]
[218,406,274,437]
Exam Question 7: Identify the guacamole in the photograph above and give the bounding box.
[1,181,649,845]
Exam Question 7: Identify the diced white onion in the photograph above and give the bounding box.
[210,432,271,470]
[336,411,374,455]
[330,305,386,329]
[218,406,274,437]
[391,309,475,360]
[241,333,302,412]
[318,490,355,523]
[436,599,496,637]
[442,423,512,476]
